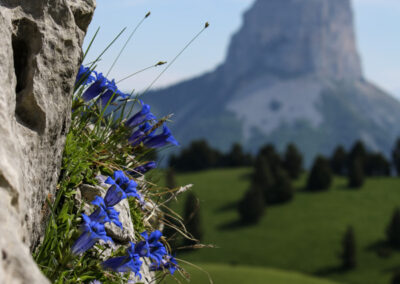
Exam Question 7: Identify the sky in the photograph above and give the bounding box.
[84,0,400,99]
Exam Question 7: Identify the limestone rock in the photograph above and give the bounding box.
[223,0,362,82]
[0,0,95,283]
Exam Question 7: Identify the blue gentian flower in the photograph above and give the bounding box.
[102,242,142,278]
[82,72,108,102]
[129,161,157,176]
[150,255,178,275]
[129,122,156,147]
[126,100,156,128]
[98,79,129,107]
[90,196,122,228]
[105,171,141,200]
[144,125,179,148]
[103,184,127,207]
[75,65,95,87]
[139,231,167,264]
[71,214,113,255]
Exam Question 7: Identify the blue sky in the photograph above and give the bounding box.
[84,0,400,99]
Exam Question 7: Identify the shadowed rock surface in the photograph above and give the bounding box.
[144,0,400,165]
[0,0,95,282]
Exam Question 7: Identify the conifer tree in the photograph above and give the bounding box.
[183,192,203,246]
[283,143,303,179]
[348,140,367,171]
[258,144,282,173]
[393,138,400,176]
[348,158,364,188]
[238,187,265,224]
[225,143,252,167]
[330,145,347,175]
[386,208,400,248]
[340,226,357,270]
[265,167,294,204]
[306,156,332,191]
[252,155,275,201]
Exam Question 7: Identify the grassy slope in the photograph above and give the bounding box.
[170,168,400,284]
[164,263,340,284]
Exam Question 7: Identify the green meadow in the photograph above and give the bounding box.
[166,168,400,284]
[165,263,340,284]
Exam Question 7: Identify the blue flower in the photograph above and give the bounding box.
[98,79,128,107]
[126,100,156,128]
[71,214,113,255]
[105,171,141,200]
[139,231,167,264]
[144,125,179,148]
[75,65,95,87]
[128,122,156,147]
[102,242,142,278]
[82,72,108,102]
[90,196,122,228]
[103,184,127,207]
[150,255,178,275]
[130,161,157,176]
[89,281,102,284]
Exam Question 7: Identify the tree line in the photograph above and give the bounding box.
[238,138,400,224]
[169,140,253,171]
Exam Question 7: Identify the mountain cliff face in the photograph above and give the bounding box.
[144,0,400,164]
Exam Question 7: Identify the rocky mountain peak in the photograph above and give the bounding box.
[222,0,363,81]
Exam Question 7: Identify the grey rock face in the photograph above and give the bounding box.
[223,0,362,82]
[144,0,400,165]
[0,0,95,283]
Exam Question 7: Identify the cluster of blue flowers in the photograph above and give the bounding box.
[73,66,180,281]
[72,170,178,279]
[76,65,179,150]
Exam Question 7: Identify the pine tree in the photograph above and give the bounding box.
[340,226,356,270]
[348,140,367,171]
[283,143,303,179]
[348,158,364,188]
[393,138,400,176]
[165,167,177,189]
[258,144,282,173]
[252,155,275,201]
[265,167,294,204]
[224,143,252,167]
[306,156,332,191]
[238,187,265,224]
[183,192,203,246]
[386,208,400,248]
[330,146,347,175]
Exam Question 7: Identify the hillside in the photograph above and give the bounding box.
[142,0,400,164]
[167,168,400,284]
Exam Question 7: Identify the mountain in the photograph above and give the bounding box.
[143,0,400,164]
